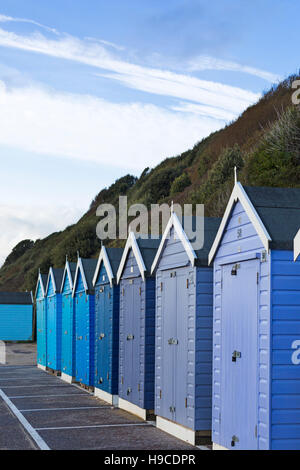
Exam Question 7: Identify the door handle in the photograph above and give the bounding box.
[99,333,105,340]
[168,338,178,345]
[127,334,134,340]
[232,350,241,362]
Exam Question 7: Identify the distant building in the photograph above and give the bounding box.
[0,292,33,341]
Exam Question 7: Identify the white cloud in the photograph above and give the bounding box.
[170,102,236,121]
[187,55,281,83]
[0,14,58,35]
[0,27,260,116]
[0,203,82,266]
[0,80,226,171]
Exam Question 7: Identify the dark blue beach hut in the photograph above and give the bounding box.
[209,182,300,450]
[0,292,33,342]
[36,272,48,369]
[72,257,97,388]
[45,267,63,373]
[92,246,123,405]
[116,233,161,420]
[151,213,220,445]
[60,258,76,383]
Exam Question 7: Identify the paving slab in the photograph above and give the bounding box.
[10,394,109,410]
[4,384,87,398]
[38,424,199,450]
[0,397,37,450]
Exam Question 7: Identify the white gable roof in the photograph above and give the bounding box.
[294,229,300,261]
[92,246,114,288]
[116,232,146,283]
[72,258,88,297]
[45,267,57,296]
[35,272,46,298]
[151,212,197,274]
[60,260,75,293]
[208,182,272,264]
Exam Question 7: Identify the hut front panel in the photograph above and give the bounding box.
[195,267,213,431]
[157,227,190,270]
[271,249,300,450]
[36,298,46,365]
[46,292,62,371]
[0,304,33,341]
[61,292,74,377]
[95,263,120,395]
[74,289,95,386]
[213,200,271,450]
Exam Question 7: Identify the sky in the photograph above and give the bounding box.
[0,0,299,265]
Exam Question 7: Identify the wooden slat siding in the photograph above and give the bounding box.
[157,227,190,270]
[186,266,196,430]
[194,266,213,430]
[118,277,125,399]
[122,249,140,278]
[61,271,74,376]
[213,200,270,449]
[138,279,146,409]
[0,304,33,341]
[75,271,85,293]
[144,277,156,409]
[47,276,55,296]
[94,263,120,395]
[154,269,163,416]
[271,250,300,450]
[88,293,95,387]
[56,294,62,371]
[36,283,44,300]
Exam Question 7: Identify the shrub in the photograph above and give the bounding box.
[170,173,191,195]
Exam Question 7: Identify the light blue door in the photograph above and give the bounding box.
[37,300,46,366]
[122,278,141,405]
[221,259,259,450]
[61,294,73,376]
[160,268,189,426]
[75,293,87,383]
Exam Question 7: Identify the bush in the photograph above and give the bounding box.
[170,173,191,195]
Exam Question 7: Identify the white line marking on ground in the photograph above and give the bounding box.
[8,393,88,399]
[20,406,112,412]
[0,388,50,450]
[1,384,70,389]
[35,423,151,431]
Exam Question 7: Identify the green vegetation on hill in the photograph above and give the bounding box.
[0,74,299,293]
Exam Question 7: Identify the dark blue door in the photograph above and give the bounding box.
[160,268,189,425]
[221,259,258,450]
[61,294,73,375]
[122,278,141,406]
[95,284,110,389]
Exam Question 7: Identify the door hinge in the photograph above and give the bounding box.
[257,272,259,284]
[185,397,188,408]
[159,389,162,399]
[122,288,125,296]
[186,279,189,289]
[138,383,140,392]
[139,287,142,296]
[107,372,109,380]
[160,282,163,291]
[255,424,257,438]
[169,406,175,413]
[121,376,124,384]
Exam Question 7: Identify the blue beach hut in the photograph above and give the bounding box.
[35,272,48,369]
[209,182,300,450]
[0,292,33,342]
[117,233,161,420]
[45,267,63,374]
[92,246,123,405]
[60,258,76,383]
[151,213,220,445]
[72,257,97,389]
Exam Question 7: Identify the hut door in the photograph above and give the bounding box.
[96,284,110,388]
[122,278,141,406]
[161,268,189,426]
[221,259,258,450]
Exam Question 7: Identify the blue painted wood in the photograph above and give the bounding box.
[213,200,270,449]
[36,281,47,366]
[155,227,213,432]
[119,248,156,411]
[74,270,95,387]
[94,262,120,395]
[0,304,33,341]
[46,275,62,371]
[61,271,75,378]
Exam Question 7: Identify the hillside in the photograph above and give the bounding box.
[1,73,300,293]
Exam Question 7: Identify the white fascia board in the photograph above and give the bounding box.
[45,267,56,296]
[116,232,146,284]
[60,261,73,293]
[72,258,88,297]
[208,182,272,265]
[35,273,45,299]
[92,246,114,288]
[294,229,300,261]
[151,213,196,274]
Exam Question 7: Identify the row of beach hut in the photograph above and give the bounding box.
[35,181,300,450]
